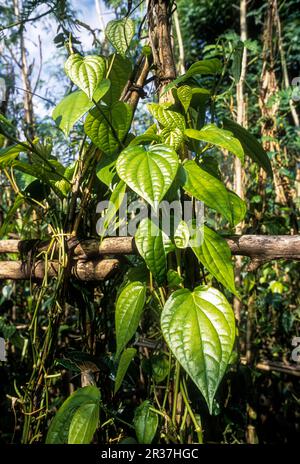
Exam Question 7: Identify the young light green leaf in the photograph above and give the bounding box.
[64,54,106,99]
[190,225,237,295]
[134,401,158,444]
[116,144,179,210]
[135,218,167,285]
[177,85,193,112]
[114,348,137,394]
[115,281,146,358]
[105,18,135,57]
[68,402,99,444]
[185,124,244,162]
[161,286,235,413]
[161,126,184,150]
[52,90,93,136]
[223,117,273,176]
[183,160,233,224]
[148,103,186,131]
[46,386,100,444]
[84,102,132,155]
[174,220,190,249]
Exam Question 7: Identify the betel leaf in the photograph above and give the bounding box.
[147,103,185,131]
[161,286,235,413]
[185,125,244,162]
[53,81,111,137]
[177,85,193,112]
[135,218,167,285]
[105,18,135,57]
[0,144,26,168]
[64,54,106,99]
[162,58,222,95]
[46,386,100,444]
[115,281,146,358]
[223,117,273,177]
[183,160,233,224]
[103,55,132,106]
[161,126,184,150]
[52,90,93,136]
[84,102,132,155]
[68,401,99,444]
[134,401,158,444]
[190,225,237,296]
[114,347,137,394]
[116,144,179,211]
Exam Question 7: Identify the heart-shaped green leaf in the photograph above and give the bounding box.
[84,102,132,155]
[115,281,146,358]
[46,386,100,444]
[103,55,132,106]
[185,125,244,162]
[161,286,235,413]
[177,85,193,112]
[148,103,186,131]
[183,160,233,224]
[190,225,237,295]
[116,144,179,210]
[52,90,93,136]
[64,54,106,99]
[68,401,99,444]
[105,18,135,57]
[134,401,158,444]
[135,218,167,285]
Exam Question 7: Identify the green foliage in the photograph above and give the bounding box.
[134,401,158,444]
[64,54,106,99]
[105,18,135,57]
[161,286,235,413]
[115,281,146,358]
[46,386,100,444]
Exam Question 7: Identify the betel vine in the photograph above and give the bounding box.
[0,4,273,444]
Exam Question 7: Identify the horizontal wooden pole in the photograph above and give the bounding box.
[0,259,120,281]
[0,235,299,261]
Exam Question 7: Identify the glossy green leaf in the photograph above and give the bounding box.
[103,55,132,106]
[129,133,162,146]
[46,386,100,444]
[64,54,106,99]
[114,348,137,394]
[52,90,93,136]
[161,126,184,150]
[177,85,193,112]
[96,153,118,187]
[162,58,222,95]
[134,401,158,444]
[68,401,99,444]
[148,354,169,383]
[135,218,167,285]
[223,118,273,176]
[174,220,190,249]
[0,144,26,168]
[185,125,244,162]
[116,144,179,210]
[115,281,146,358]
[183,160,233,224]
[190,225,237,295]
[105,18,135,57]
[148,103,185,131]
[161,286,236,413]
[84,102,132,155]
